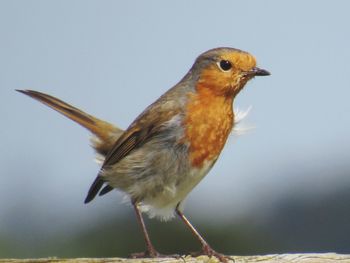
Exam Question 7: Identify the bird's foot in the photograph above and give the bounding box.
[191,245,233,263]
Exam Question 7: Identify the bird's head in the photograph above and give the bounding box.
[192,47,270,97]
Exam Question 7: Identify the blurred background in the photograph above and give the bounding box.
[1,0,350,258]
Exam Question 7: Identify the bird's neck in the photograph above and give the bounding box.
[184,87,234,168]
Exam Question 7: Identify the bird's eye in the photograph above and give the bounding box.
[218,60,232,71]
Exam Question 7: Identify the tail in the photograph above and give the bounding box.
[16,89,124,156]
[17,89,125,202]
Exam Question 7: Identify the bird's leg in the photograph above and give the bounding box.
[130,201,159,258]
[175,205,231,263]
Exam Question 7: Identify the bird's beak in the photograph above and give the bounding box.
[249,67,270,76]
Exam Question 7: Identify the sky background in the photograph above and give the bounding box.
[1,0,350,257]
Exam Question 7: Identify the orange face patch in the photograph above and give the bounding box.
[196,51,257,96]
[223,51,257,72]
[183,50,257,167]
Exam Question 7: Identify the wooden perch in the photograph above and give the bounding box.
[1,253,349,263]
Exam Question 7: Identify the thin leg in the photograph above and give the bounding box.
[175,205,231,262]
[131,202,159,258]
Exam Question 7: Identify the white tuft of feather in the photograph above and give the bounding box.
[232,106,255,136]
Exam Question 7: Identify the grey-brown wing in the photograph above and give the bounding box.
[84,90,184,203]
[84,125,156,203]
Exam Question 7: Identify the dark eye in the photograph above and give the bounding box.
[218,60,232,71]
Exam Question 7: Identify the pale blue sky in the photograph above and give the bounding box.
[1,0,350,238]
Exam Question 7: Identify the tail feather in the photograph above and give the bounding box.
[17,89,124,156]
[17,89,124,202]
[99,185,114,196]
[84,176,105,203]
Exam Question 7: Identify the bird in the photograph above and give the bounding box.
[17,47,270,262]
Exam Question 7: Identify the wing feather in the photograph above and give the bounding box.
[84,125,156,202]
[85,95,182,203]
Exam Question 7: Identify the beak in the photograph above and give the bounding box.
[249,67,270,76]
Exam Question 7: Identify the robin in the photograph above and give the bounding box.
[17,47,270,262]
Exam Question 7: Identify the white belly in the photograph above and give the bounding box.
[139,160,214,221]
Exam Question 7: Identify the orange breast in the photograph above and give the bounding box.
[184,86,234,168]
